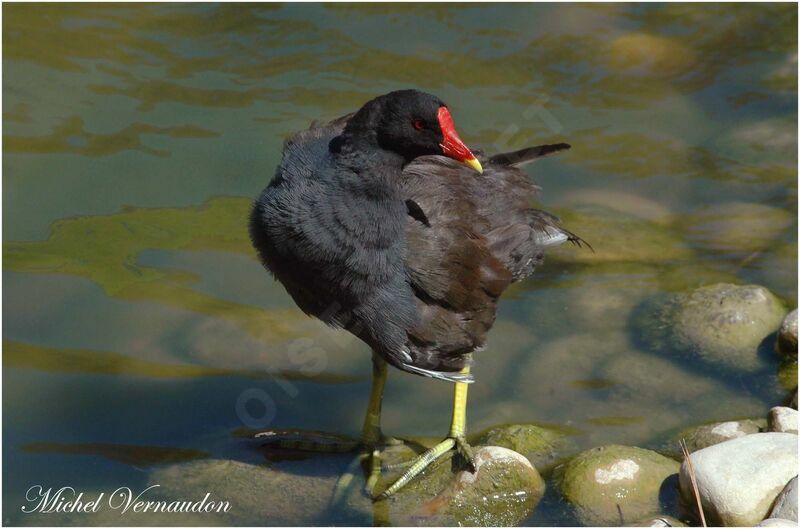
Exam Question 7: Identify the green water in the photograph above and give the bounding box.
[3,3,797,526]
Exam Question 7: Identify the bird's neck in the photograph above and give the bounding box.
[330,105,406,200]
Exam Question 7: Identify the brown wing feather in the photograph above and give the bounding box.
[399,148,581,373]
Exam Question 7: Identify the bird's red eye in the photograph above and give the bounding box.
[413,119,425,130]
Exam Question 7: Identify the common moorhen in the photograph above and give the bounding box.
[249,89,583,499]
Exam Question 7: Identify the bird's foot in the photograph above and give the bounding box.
[329,435,409,508]
[255,429,409,507]
[375,435,475,500]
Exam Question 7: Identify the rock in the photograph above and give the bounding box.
[777,309,798,358]
[628,515,686,526]
[598,349,718,404]
[758,518,798,527]
[777,362,799,393]
[769,476,798,522]
[750,242,798,308]
[651,283,786,372]
[670,419,763,456]
[559,189,672,224]
[549,205,692,265]
[148,459,341,525]
[17,500,218,526]
[560,263,661,333]
[516,332,628,413]
[377,445,545,526]
[679,433,798,526]
[768,407,799,434]
[682,202,793,256]
[558,445,680,525]
[471,423,571,473]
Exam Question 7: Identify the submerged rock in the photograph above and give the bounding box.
[17,502,218,526]
[560,263,662,333]
[769,476,798,522]
[750,242,798,308]
[681,202,793,256]
[377,445,545,526]
[559,189,672,224]
[549,205,692,265]
[777,361,799,393]
[679,433,798,526]
[628,514,686,527]
[645,283,786,372]
[777,309,798,358]
[558,445,680,525]
[148,459,340,525]
[471,423,571,473]
[598,349,717,404]
[665,419,763,458]
[768,407,799,434]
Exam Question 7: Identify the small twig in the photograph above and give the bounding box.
[680,439,707,528]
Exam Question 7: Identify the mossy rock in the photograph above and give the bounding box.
[659,419,765,459]
[376,445,545,526]
[777,309,798,359]
[557,445,680,526]
[639,283,787,372]
[148,459,343,525]
[777,361,798,393]
[471,423,573,473]
[627,514,687,527]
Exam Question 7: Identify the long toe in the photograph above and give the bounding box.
[376,437,457,500]
[455,436,476,472]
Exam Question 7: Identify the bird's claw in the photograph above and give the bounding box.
[455,436,476,472]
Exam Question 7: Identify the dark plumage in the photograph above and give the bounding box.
[249,89,581,383]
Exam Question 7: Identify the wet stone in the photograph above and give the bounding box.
[559,189,673,224]
[681,202,793,256]
[664,419,764,458]
[598,349,717,405]
[643,283,787,372]
[750,242,798,308]
[471,423,572,474]
[777,361,799,393]
[558,445,680,526]
[549,205,692,265]
[377,445,545,526]
[628,514,686,527]
[777,309,798,359]
[148,459,340,525]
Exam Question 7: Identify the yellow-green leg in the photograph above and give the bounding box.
[376,362,474,499]
[330,352,394,505]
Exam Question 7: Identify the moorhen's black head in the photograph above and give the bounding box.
[341,89,482,173]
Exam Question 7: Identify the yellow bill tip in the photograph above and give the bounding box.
[464,157,483,174]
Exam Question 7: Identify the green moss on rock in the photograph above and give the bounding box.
[558,445,680,526]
